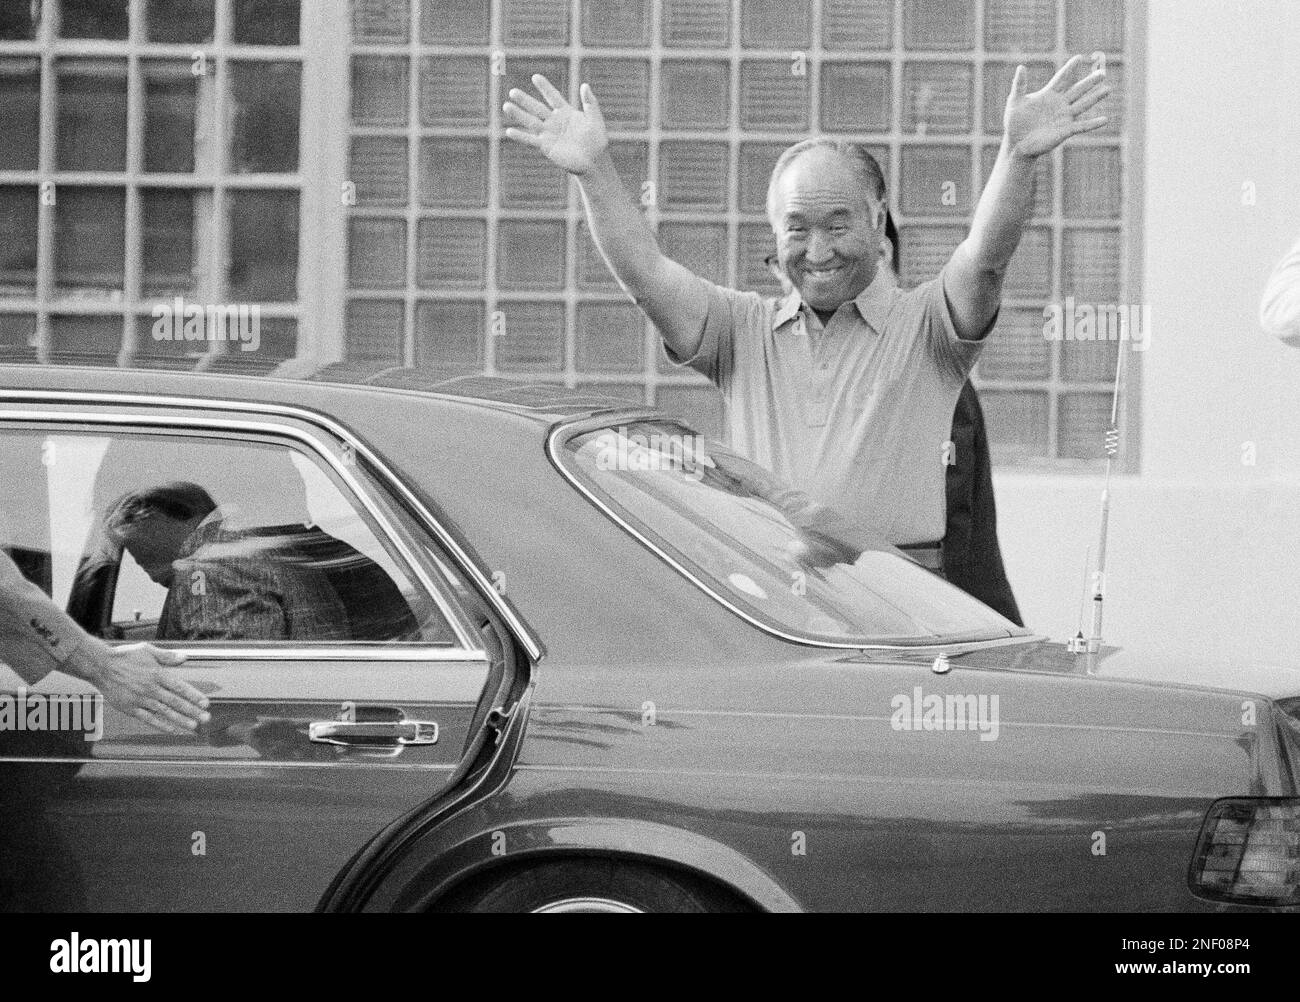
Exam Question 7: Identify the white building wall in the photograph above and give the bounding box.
[995,0,1300,665]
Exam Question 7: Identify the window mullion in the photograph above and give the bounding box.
[209,0,230,320]
[300,0,351,366]
[122,0,146,364]
[34,1,56,361]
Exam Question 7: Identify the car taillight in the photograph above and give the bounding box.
[1189,799,1300,906]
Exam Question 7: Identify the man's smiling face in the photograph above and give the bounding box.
[771,148,884,312]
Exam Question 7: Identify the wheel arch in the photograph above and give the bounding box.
[371,816,803,913]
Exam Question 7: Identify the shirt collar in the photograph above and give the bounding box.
[850,269,896,334]
[773,269,895,334]
[179,504,238,555]
[772,288,802,329]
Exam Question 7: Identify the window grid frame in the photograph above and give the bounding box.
[0,0,311,369]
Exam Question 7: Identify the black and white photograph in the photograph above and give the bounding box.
[0,0,1295,971]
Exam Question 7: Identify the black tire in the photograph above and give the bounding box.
[447,859,732,913]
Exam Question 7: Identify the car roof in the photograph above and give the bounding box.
[0,361,647,426]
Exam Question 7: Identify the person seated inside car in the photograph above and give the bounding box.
[104,482,349,643]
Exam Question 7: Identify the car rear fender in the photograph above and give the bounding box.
[359,813,802,913]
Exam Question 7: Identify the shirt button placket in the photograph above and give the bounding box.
[810,343,831,427]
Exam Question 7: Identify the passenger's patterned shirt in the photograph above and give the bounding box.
[157,512,348,642]
[667,264,990,545]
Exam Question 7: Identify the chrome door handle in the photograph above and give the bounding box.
[308,720,439,747]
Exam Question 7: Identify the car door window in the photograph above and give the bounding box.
[0,426,461,647]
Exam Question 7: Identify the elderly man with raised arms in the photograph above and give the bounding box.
[502,58,1108,579]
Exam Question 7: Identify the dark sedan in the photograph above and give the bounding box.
[0,363,1296,912]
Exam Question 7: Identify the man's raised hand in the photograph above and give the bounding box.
[504,75,608,176]
[501,73,708,359]
[1003,55,1109,158]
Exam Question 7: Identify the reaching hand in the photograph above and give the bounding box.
[80,642,210,736]
[1003,55,1109,158]
[784,528,862,571]
[503,75,608,176]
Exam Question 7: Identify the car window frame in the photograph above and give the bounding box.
[0,407,488,662]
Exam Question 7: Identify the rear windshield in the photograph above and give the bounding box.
[558,419,1020,646]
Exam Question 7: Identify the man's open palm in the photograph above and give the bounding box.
[1003,55,1109,158]
[504,75,607,175]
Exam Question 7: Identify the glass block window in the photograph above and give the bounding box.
[0,0,304,371]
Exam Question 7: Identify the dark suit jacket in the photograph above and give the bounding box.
[943,382,1024,626]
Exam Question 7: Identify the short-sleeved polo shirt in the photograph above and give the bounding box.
[666,266,988,545]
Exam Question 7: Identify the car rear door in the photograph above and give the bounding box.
[0,398,507,911]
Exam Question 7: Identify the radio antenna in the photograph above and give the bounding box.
[1068,332,1128,673]
[1072,545,1091,641]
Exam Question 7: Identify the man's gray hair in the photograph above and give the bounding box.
[766,138,888,228]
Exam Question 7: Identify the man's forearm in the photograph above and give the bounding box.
[940,56,1104,340]
[576,152,664,292]
[0,550,87,682]
[943,141,1038,340]
[966,140,1039,276]
[0,552,122,688]
[503,76,708,357]
[576,153,707,357]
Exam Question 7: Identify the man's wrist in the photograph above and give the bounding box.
[999,135,1040,166]
[64,635,114,686]
[575,148,619,185]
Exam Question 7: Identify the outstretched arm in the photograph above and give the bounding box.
[503,75,709,360]
[946,55,1110,340]
[65,641,210,736]
[0,549,209,735]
